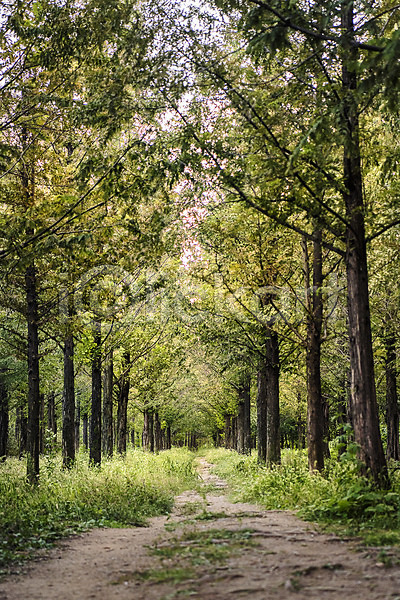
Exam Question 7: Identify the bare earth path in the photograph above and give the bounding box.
[1,458,400,600]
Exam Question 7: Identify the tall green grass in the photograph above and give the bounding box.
[204,447,400,546]
[0,448,197,570]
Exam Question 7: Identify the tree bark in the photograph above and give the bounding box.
[385,332,399,461]
[25,264,40,484]
[303,232,325,471]
[224,414,231,449]
[47,391,57,434]
[154,411,162,452]
[62,292,75,468]
[142,405,154,452]
[117,352,130,454]
[341,0,387,485]
[83,411,88,449]
[0,371,8,461]
[256,363,267,463]
[89,320,102,466]
[166,425,172,449]
[102,348,114,457]
[265,329,280,465]
[75,396,80,452]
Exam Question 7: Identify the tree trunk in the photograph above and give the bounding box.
[265,329,280,465]
[16,405,28,457]
[102,348,114,457]
[154,411,162,452]
[39,393,45,454]
[385,332,399,461]
[166,425,172,450]
[257,364,267,463]
[25,264,40,484]
[83,411,88,449]
[75,396,80,452]
[237,395,245,454]
[0,371,8,461]
[143,406,154,452]
[62,293,75,467]
[89,320,102,466]
[224,414,231,449]
[117,352,130,454]
[47,391,56,434]
[243,376,251,454]
[341,1,387,485]
[303,232,325,471]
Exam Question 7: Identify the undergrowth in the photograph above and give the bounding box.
[0,448,197,571]
[203,447,400,546]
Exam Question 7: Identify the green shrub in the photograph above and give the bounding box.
[204,448,400,544]
[0,448,197,570]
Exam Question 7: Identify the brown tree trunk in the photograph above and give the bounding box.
[47,391,56,434]
[385,332,399,461]
[265,329,280,465]
[62,299,75,467]
[16,405,28,457]
[303,232,325,471]
[117,352,130,454]
[0,371,8,461]
[341,1,387,485]
[25,264,40,483]
[83,411,88,449]
[257,363,267,463]
[154,411,162,452]
[224,414,231,449]
[102,348,114,457]
[39,393,44,454]
[237,395,245,454]
[75,396,80,452]
[89,320,102,466]
[166,425,172,450]
[142,407,154,452]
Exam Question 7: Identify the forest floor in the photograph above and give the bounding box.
[1,458,400,600]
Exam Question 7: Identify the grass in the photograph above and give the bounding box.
[0,448,197,572]
[202,447,400,547]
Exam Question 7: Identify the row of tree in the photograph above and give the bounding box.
[0,0,400,487]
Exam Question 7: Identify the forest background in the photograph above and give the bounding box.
[1,0,400,567]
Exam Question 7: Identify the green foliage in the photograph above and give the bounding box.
[204,448,400,545]
[0,448,197,571]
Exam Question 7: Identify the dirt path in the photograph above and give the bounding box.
[1,458,400,600]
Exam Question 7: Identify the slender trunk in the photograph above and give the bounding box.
[89,320,102,466]
[25,264,40,484]
[303,232,325,471]
[47,392,56,434]
[39,393,44,454]
[237,395,245,454]
[224,414,231,449]
[257,364,267,463]
[16,405,28,457]
[0,371,8,461]
[143,408,150,451]
[154,411,162,452]
[75,396,80,452]
[149,411,154,452]
[265,329,280,464]
[83,412,88,449]
[143,408,154,452]
[62,292,75,467]
[102,348,114,457]
[385,332,399,461]
[341,1,387,485]
[166,425,172,450]
[117,352,130,454]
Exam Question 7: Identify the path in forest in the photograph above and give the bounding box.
[1,458,400,600]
